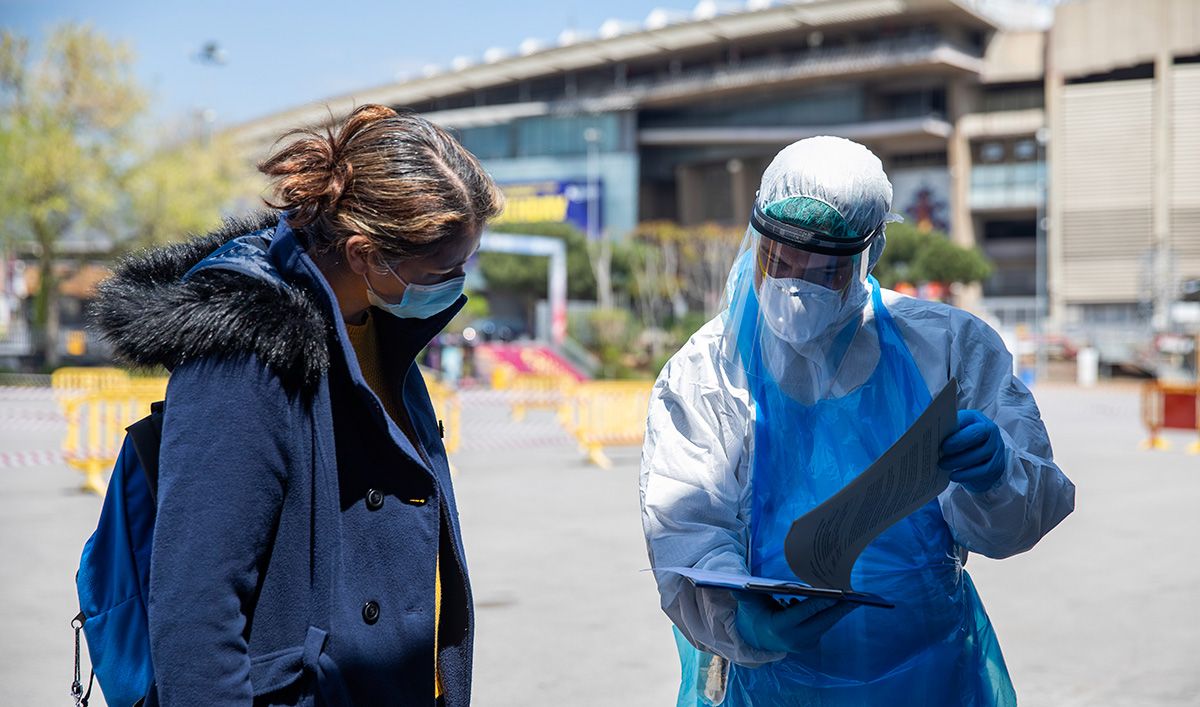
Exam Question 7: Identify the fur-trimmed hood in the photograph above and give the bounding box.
[89,212,331,392]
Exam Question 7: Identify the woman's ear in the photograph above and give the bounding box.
[344,235,374,276]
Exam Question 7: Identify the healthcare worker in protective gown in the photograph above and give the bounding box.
[640,136,1075,706]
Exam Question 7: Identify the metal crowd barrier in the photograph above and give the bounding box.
[425,378,462,455]
[511,374,576,422]
[51,367,130,398]
[54,365,463,492]
[491,368,654,467]
[565,381,654,469]
[60,377,168,494]
[490,364,577,421]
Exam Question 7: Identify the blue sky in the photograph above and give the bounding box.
[3,0,675,126]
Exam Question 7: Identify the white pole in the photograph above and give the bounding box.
[583,127,612,309]
[549,245,567,345]
[1035,126,1050,385]
[584,127,600,242]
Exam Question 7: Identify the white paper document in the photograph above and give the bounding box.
[783,378,959,591]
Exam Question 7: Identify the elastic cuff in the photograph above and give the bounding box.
[970,453,1014,501]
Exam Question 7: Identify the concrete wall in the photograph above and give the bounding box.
[1052,0,1200,78]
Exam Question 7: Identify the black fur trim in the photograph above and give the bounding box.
[88,212,330,393]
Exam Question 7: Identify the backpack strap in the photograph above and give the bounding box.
[71,612,95,706]
[126,401,165,503]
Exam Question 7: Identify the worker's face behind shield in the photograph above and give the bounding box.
[753,236,868,294]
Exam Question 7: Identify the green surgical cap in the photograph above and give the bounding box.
[762,196,859,241]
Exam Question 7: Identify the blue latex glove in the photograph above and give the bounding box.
[939,409,1007,493]
[734,594,858,654]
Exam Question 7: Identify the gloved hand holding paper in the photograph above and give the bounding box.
[783,378,959,591]
[655,378,959,606]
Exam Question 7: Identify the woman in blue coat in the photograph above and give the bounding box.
[92,104,505,706]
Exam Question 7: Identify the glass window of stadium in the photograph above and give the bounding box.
[515,114,621,157]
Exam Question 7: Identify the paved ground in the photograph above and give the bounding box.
[966,383,1200,707]
[0,382,1197,706]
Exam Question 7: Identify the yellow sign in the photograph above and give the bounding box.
[495,193,569,224]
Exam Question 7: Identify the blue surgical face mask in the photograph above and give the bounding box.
[365,261,465,320]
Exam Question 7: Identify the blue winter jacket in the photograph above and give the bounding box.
[90,213,473,706]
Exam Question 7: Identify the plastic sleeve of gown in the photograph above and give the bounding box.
[934,305,1076,559]
[640,322,785,667]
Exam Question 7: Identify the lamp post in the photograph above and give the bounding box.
[1034,126,1050,385]
[584,126,612,309]
[584,127,600,242]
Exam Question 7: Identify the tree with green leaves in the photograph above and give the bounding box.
[628,220,685,332]
[628,220,743,330]
[0,24,253,367]
[0,25,143,366]
[123,131,257,248]
[872,221,992,291]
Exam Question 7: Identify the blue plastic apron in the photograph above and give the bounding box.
[676,277,1014,706]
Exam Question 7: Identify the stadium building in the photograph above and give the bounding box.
[230,0,1200,348]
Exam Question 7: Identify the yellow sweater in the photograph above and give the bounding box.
[346,311,444,698]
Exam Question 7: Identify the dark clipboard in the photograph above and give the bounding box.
[739,581,895,609]
[652,568,896,609]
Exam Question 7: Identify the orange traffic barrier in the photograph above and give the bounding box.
[1141,381,1200,454]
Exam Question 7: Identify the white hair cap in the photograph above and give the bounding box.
[756,136,900,239]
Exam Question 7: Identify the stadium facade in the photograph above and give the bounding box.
[230,0,1200,340]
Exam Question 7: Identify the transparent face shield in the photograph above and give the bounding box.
[721,202,883,391]
[755,234,870,293]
